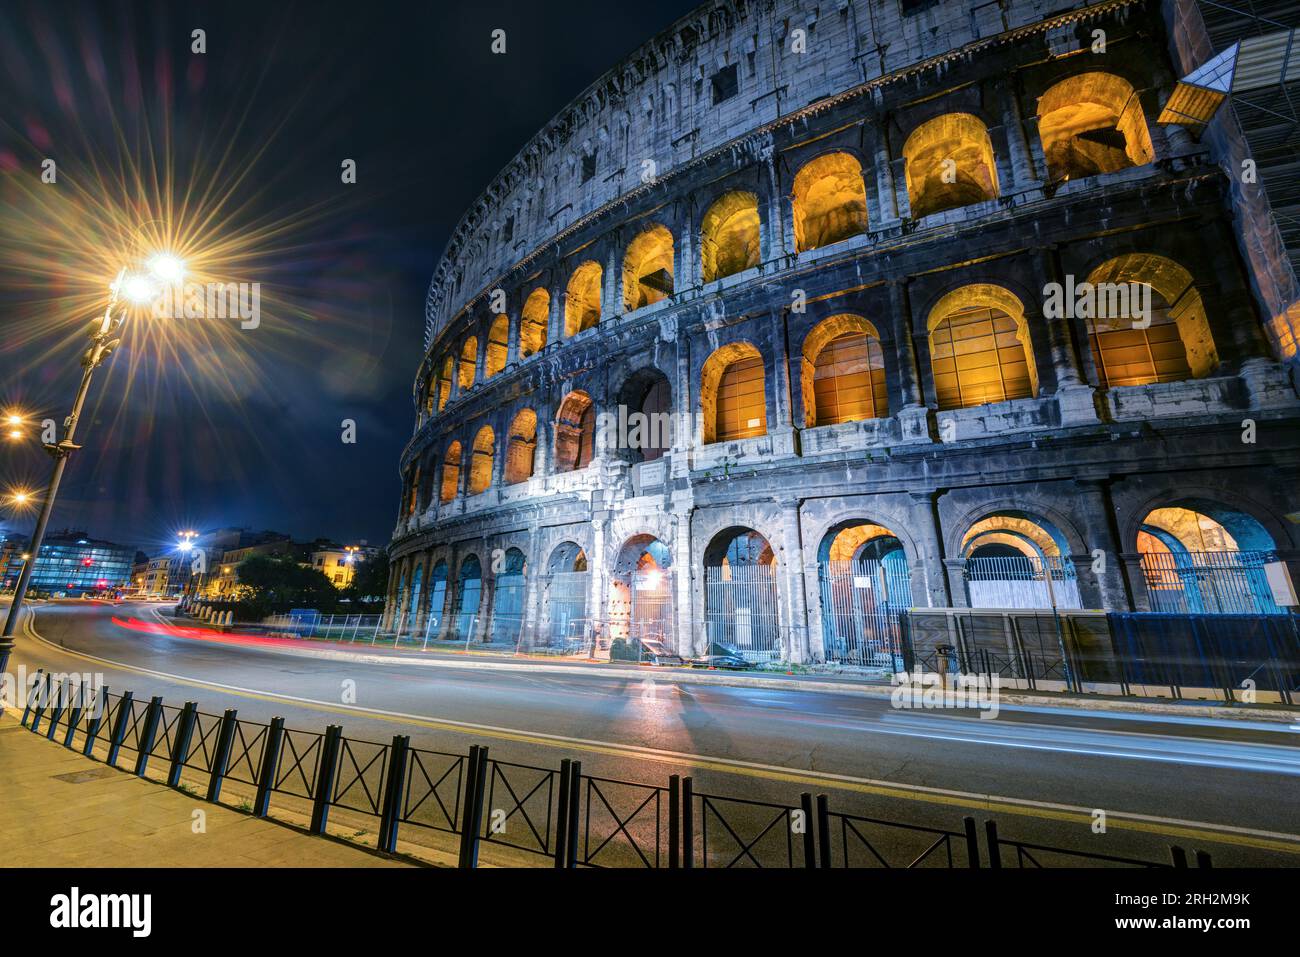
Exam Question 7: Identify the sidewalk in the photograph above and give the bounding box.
[0,715,412,868]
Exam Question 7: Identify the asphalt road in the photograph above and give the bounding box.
[7,599,1300,866]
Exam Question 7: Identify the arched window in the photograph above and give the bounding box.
[701,342,766,444]
[564,261,602,337]
[1037,72,1154,183]
[816,520,911,666]
[491,547,528,644]
[435,357,453,411]
[928,285,1037,410]
[622,225,675,310]
[960,512,1080,609]
[554,391,595,472]
[520,288,549,358]
[485,315,509,379]
[703,527,780,661]
[504,409,538,485]
[405,464,421,516]
[469,425,494,494]
[440,441,462,503]
[801,314,888,426]
[700,191,761,283]
[459,337,478,390]
[452,554,482,640]
[792,152,868,251]
[1082,254,1217,387]
[902,114,1000,219]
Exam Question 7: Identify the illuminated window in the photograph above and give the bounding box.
[459,337,478,389]
[440,441,462,503]
[902,114,999,218]
[435,357,453,411]
[623,225,675,311]
[406,465,420,516]
[802,315,888,426]
[485,315,509,379]
[554,391,595,472]
[792,153,868,251]
[702,343,767,444]
[469,426,494,494]
[928,286,1036,410]
[564,261,602,337]
[1037,72,1154,184]
[520,288,549,357]
[504,409,538,485]
[700,191,761,283]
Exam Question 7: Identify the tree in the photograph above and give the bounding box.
[235,554,340,619]
[343,551,389,608]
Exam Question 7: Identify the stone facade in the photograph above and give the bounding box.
[384,0,1300,662]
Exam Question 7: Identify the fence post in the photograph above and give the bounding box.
[46,678,70,741]
[106,690,135,767]
[553,758,572,869]
[206,708,239,802]
[167,702,198,788]
[1195,850,1212,868]
[1170,845,1188,867]
[378,734,410,853]
[82,686,109,756]
[29,672,51,734]
[984,820,1002,868]
[564,759,581,868]
[310,725,343,835]
[20,668,43,727]
[62,685,85,749]
[816,794,832,868]
[253,716,286,817]
[799,793,816,868]
[668,774,680,870]
[133,696,165,777]
[682,776,694,869]
[457,745,487,869]
[962,816,981,868]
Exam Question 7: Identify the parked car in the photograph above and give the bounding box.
[688,644,755,670]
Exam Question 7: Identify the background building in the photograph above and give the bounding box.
[2,530,135,596]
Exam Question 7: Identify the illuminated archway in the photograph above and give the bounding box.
[702,527,780,661]
[792,152,868,251]
[816,520,911,666]
[485,315,509,379]
[700,191,761,283]
[960,511,1079,609]
[440,441,462,503]
[451,554,482,640]
[490,547,528,644]
[425,560,448,638]
[554,391,595,472]
[468,425,494,494]
[902,114,999,218]
[701,342,766,444]
[564,261,602,337]
[458,337,478,390]
[1038,72,1154,183]
[608,534,674,650]
[504,408,538,485]
[801,314,888,426]
[520,288,549,358]
[622,225,675,311]
[435,356,453,411]
[927,284,1037,410]
[540,541,589,650]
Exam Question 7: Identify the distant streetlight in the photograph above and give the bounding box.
[0,254,185,674]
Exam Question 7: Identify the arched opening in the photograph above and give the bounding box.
[459,337,478,390]
[424,560,448,641]
[614,368,673,463]
[703,527,781,661]
[902,114,1000,219]
[1083,254,1217,387]
[435,357,453,411]
[440,441,462,503]
[564,261,602,337]
[1038,72,1154,184]
[520,288,549,358]
[1137,499,1282,614]
[417,455,436,512]
[485,315,509,379]
[503,409,538,485]
[960,512,1080,609]
[701,342,766,444]
[554,391,595,473]
[404,464,420,517]
[700,191,761,283]
[607,535,675,658]
[816,520,912,666]
[623,225,675,311]
[469,426,494,495]
[538,542,589,652]
[801,314,889,427]
[792,152,869,251]
[451,554,482,640]
[393,567,407,632]
[405,564,424,633]
[490,547,528,644]
[928,284,1037,410]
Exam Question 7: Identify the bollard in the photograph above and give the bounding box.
[457,745,487,869]
[554,758,573,869]
[134,696,165,777]
[378,735,410,854]
[206,708,239,802]
[253,716,286,817]
[309,725,344,834]
[167,702,198,788]
[106,691,135,767]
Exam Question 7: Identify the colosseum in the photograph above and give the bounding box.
[381,0,1300,667]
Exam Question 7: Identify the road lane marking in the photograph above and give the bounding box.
[18,607,1300,854]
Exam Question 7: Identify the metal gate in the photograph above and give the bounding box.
[704,562,782,661]
[540,571,589,651]
[1139,550,1283,615]
[818,559,912,666]
[964,556,1080,609]
[490,573,526,644]
[629,570,674,646]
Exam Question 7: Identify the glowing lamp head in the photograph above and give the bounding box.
[120,273,160,305]
[11,491,31,506]
[147,254,186,283]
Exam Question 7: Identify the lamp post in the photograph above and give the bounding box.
[0,258,180,675]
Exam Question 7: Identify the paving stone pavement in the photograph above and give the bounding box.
[0,717,412,868]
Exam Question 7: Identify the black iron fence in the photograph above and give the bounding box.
[16,668,1217,868]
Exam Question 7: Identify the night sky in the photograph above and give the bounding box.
[0,0,702,558]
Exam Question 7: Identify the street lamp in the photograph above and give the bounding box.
[0,254,183,673]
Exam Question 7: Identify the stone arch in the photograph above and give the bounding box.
[1083,254,1217,383]
[902,113,1000,218]
[490,546,528,644]
[1037,72,1154,183]
[435,356,453,411]
[520,288,549,358]
[800,314,888,426]
[927,284,1037,409]
[504,408,538,485]
[458,336,478,389]
[451,552,483,640]
[440,440,462,503]
[554,390,595,472]
[540,540,590,650]
[700,190,761,283]
[425,558,449,637]
[485,314,509,379]
[614,366,673,463]
[469,425,495,495]
[564,261,603,337]
[702,526,781,661]
[815,518,912,665]
[957,509,1082,609]
[792,151,869,251]
[607,533,674,647]
[622,224,675,311]
[700,341,766,444]
[405,563,424,632]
